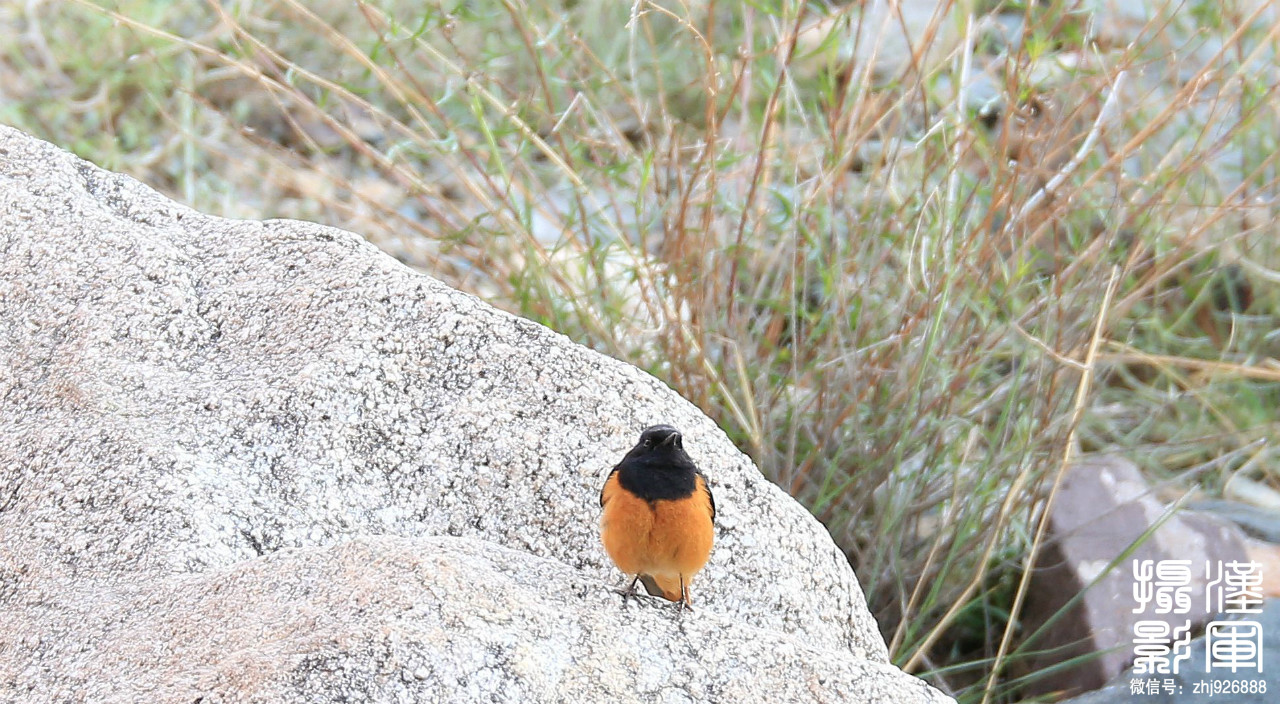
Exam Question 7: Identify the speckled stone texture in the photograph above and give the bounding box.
[0,125,952,703]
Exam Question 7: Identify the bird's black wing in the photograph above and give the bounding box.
[698,470,716,522]
[599,464,621,507]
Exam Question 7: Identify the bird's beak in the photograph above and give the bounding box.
[660,432,680,447]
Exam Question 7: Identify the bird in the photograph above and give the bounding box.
[599,424,715,610]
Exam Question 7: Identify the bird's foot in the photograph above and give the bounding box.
[614,576,641,600]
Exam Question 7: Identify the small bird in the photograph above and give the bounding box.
[599,424,715,609]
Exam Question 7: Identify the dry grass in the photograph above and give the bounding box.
[4,0,1280,700]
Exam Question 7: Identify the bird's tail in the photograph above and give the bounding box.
[639,574,685,603]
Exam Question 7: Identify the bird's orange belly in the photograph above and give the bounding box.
[601,485,713,579]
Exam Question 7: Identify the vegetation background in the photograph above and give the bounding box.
[4,0,1278,701]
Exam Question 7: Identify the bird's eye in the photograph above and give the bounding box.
[643,438,652,447]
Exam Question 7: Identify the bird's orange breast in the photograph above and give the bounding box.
[599,472,714,581]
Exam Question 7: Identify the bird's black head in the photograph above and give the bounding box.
[614,424,698,500]
[636,424,683,453]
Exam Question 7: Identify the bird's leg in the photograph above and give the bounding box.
[678,576,693,612]
[614,575,641,598]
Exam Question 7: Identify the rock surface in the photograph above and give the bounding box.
[0,125,951,702]
[1191,499,1280,543]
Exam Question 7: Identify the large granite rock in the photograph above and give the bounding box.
[0,126,951,702]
